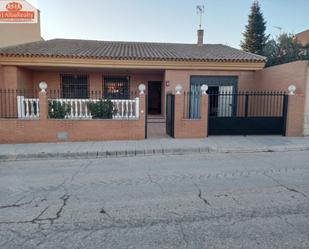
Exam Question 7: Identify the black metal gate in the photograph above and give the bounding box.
[208,91,288,136]
[166,94,175,137]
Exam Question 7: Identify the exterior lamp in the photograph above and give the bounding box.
[288,84,296,95]
[138,83,146,94]
[201,84,208,95]
[175,84,183,95]
[39,81,48,92]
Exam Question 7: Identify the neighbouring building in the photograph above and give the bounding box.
[0,2,43,48]
[295,29,309,48]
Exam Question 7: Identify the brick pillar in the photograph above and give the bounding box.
[174,93,208,138]
[139,92,146,139]
[139,93,146,120]
[285,94,305,137]
[201,94,209,137]
[39,90,48,120]
[174,93,183,137]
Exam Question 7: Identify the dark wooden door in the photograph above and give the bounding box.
[148,81,162,114]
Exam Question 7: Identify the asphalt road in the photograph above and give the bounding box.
[0,151,308,249]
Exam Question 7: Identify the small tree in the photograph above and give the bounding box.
[241,1,268,55]
[263,33,308,67]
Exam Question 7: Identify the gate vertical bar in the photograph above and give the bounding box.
[244,93,249,117]
[145,94,148,139]
[171,95,175,138]
[166,94,175,138]
[282,94,289,136]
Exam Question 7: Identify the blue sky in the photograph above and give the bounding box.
[27,0,309,48]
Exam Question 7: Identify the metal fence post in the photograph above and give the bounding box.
[244,93,249,117]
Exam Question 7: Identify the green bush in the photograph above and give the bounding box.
[88,99,117,119]
[48,101,71,119]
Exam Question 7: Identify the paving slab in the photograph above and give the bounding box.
[1,136,309,161]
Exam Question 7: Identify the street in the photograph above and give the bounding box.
[0,151,308,249]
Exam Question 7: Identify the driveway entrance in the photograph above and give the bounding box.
[208,91,288,135]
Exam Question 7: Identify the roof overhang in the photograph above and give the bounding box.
[0,56,266,71]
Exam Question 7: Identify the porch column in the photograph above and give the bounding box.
[285,94,305,136]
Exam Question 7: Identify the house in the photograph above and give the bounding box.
[0,29,271,140]
[0,2,307,143]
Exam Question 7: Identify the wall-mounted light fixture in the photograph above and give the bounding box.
[201,84,208,95]
[175,84,183,94]
[39,81,48,92]
[138,83,146,94]
[288,84,296,95]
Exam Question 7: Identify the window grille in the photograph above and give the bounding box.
[104,76,129,99]
[61,74,89,99]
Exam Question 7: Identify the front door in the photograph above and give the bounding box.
[148,81,162,115]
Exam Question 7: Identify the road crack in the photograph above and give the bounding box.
[194,184,211,206]
[147,173,164,193]
[0,200,32,209]
[264,173,307,198]
[0,195,35,209]
[0,193,70,226]
[70,161,93,184]
[99,207,114,221]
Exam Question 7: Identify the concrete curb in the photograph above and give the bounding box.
[1,144,309,161]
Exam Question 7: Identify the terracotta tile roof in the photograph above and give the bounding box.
[0,39,266,62]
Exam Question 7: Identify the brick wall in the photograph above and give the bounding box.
[173,93,208,138]
[253,61,309,136]
[0,92,146,144]
[286,94,305,137]
[253,61,308,93]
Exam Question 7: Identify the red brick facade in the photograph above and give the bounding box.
[0,60,308,143]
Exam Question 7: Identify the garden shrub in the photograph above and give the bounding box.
[48,101,71,119]
[87,99,117,119]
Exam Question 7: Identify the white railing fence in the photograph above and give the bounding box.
[17,96,40,119]
[17,96,140,120]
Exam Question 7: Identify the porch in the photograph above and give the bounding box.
[1,66,166,114]
[0,66,170,141]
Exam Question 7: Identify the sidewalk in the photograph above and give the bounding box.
[1,136,309,161]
